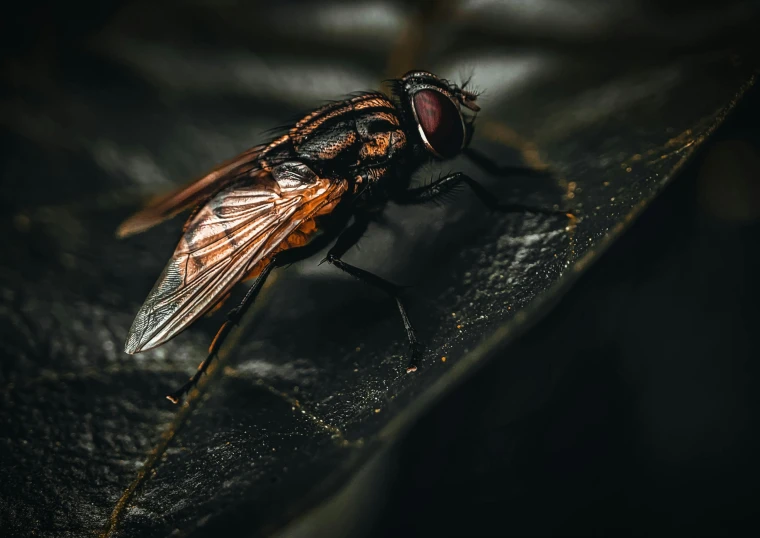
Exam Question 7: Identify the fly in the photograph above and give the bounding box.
[118,70,571,403]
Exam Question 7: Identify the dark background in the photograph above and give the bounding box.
[375,85,760,537]
[2,1,759,537]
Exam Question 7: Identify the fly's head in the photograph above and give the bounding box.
[396,70,480,160]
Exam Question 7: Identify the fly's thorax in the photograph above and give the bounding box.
[348,93,408,197]
[352,94,407,164]
[294,93,404,160]
[257,91,412,196]
[294,116,360,164]
[350,165,389,197]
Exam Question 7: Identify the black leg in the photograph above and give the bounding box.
[321,215,423,372]
[393,171,573,218]
[320,213,370,262]
[463,147,552,178]
[166,224,346,404]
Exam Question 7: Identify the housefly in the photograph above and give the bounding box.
[118,70,570,403]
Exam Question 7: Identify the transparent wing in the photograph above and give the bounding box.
[124,163,347,354]
[116,145,266,238]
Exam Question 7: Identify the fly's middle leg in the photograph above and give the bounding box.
[166,224,346,404]
[320,215,423,373]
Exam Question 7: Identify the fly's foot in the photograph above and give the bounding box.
[166,372,202,404]
[406,342,425,373]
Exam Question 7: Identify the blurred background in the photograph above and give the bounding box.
[374,87,760,536]
[2,1,759,537]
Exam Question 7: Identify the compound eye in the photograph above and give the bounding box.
[413,89,464,158]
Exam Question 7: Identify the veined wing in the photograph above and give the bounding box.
[116,145,266,238]
[124,163,348,354]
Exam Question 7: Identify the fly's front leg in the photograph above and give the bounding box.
[320,214,423,373]
[463,147,552,179]
[394,172,573,219]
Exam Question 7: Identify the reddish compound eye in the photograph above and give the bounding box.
[413,89,464,158]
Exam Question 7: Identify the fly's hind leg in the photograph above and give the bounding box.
[166,262,275,404]
[166,225,345,404]
[320,214,423,373]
